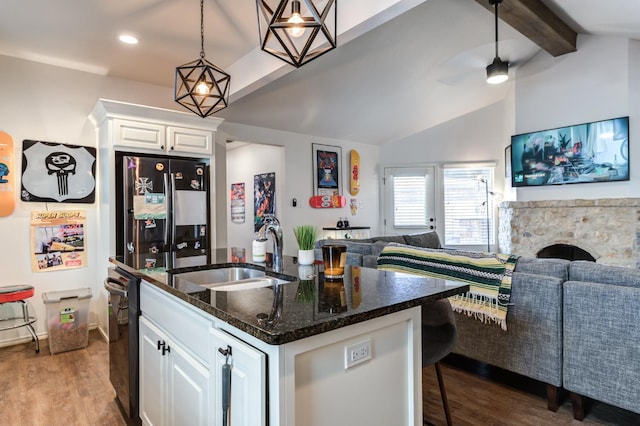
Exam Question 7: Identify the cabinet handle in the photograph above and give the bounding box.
[218,345,232,357]
[157,340,164,351]
[160,145,165,150]
[162,344,171,356]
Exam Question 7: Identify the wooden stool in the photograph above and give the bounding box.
[0,285,40,353]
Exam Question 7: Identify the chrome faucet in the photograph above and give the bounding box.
[258,215,283,273]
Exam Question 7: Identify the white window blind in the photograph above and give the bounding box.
[393,175,428,227]
[443,167,494,247]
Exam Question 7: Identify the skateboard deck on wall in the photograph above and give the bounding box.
[0,131,15,217]
[309,194,347,208]
[350,149,360,196]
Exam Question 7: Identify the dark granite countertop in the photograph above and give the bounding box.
[110,249,468,345]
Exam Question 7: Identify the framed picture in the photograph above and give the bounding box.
[312,143,342,196]
[505,145,512,179]
[254,172,275,232]
[21,140,96,203]
[230,182,245,224]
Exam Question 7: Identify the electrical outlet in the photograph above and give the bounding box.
[344,338,372,369]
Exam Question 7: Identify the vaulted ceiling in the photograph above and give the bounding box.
[1,0,639,144]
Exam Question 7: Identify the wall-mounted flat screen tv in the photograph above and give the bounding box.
[511,116,629,187]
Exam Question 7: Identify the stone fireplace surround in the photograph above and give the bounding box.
[499,198,640,268]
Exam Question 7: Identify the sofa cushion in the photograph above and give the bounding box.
[403,231,441,249]
[515,257,570,281]
[314,239,373,255]
[363,254,378,269]
[569,260,640,289]
[370,235,407,244]
[563,280,640,413]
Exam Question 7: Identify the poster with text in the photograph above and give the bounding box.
[254,172,275,232]
[31,210,87,272]
[231,182,245,223]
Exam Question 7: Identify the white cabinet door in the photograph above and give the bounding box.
[140,315,211,426]
[211,328,266,426]
[114,119,165,151]
[112,120,212,155]
[167,126,213,155]
[139,317,167,426]
[167,342,211,426]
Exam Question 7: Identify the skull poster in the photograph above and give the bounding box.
[21,140,96,203]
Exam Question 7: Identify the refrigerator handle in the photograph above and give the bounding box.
[170,173,177,248]
[163,172,170,248]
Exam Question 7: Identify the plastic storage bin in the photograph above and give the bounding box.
[42,288,92,354]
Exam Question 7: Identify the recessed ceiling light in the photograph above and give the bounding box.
[118,34,139,45]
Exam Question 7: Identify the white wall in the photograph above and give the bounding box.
[226,143,285,252]
[513,35,639,201]
[219,122,381,255]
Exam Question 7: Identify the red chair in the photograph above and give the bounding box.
[0,285,40,353]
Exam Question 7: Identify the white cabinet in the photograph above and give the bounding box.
[138,279,422,426]
[139,280,267,426]
[211,328,266,426]
[90,99,223,157]
[139,316,210,426]
[113,119,213,155]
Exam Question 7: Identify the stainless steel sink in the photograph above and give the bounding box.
[172,267,295,292]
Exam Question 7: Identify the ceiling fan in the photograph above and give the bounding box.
[435,38,536,86]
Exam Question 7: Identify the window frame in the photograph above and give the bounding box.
[442,163,496,251]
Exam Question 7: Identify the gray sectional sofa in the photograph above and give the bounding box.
[313,232,640,420]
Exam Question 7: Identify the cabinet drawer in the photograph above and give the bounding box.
[141,281,213,364]
[114,119,165,150]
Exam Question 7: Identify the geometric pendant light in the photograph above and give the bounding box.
[256,0,337,68]
[486,0,509,84]
[175,0,231,117]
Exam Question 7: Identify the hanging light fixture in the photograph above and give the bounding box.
[175,0,231,117]
[486,0,509,84]
[256,0,337,68]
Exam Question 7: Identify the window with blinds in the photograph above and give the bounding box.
[393,175,428,227]
[443,167,494,247]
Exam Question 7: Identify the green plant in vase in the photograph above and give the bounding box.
[293,225,318,250]
[293,225,318,265]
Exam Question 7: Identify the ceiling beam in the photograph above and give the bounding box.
[475,0,577,57]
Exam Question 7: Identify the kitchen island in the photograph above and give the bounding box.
[111,249,468,426]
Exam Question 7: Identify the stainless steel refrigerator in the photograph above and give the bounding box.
[115,153,211,270]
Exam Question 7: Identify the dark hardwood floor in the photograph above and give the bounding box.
[1,331,638,425]
[423,355,640,426]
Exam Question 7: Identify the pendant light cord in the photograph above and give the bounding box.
[200,0,205,59]
[494,1,500,58]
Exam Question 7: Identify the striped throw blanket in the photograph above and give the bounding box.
[377,243,519,330]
